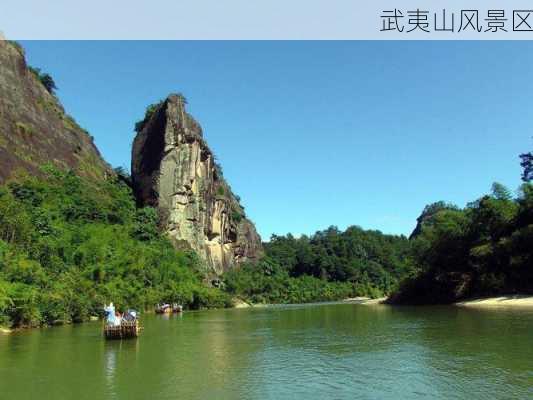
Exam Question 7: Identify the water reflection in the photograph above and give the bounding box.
[103,339,140,398]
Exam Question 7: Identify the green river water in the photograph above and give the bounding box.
[0,302,532,400]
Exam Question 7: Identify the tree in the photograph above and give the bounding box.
[392,181,533,305]
[39,73,57,95]
[28,67,57,95]
[520,152,533,182]
[491,182,512,201]
[409,201,459,239]
[0,169,232,328]
[134,101,163,133]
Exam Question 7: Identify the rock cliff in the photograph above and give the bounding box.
[0,40,111,184]
[131,94,262,274]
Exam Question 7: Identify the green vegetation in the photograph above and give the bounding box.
[224,226,415,304]
[28,67,57,95]
[231,209,243,222]
[265,227,414,292]
[227,150,533,306]
[134,101,163,133]
[15,121,34,135]
[520,151,532,182]
[409,201,458,239]
[224,259,382,304]
[390,151,533,304]
[0,166,230,328]
[1,120,529,328]
[176,93,188,104]
[214,161,224,177]
[8,41,24,56]
[391,181,533,304]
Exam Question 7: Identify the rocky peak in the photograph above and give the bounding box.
[0,40,112,184]
[131,94,262,274]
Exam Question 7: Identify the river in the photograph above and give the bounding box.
[1,302,532,399]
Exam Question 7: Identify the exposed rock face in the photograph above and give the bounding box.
[132,94,262,274]
[0,40,111,184]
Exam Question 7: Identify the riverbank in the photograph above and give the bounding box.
[455,294,533,308]
[343,297,388,305]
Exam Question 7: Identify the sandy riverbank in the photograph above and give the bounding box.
[342,297,388,305]
[455,295,533,308]
[232,298,252,308]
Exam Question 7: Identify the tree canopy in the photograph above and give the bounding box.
[391,182,533,304]
[0,166,230,328]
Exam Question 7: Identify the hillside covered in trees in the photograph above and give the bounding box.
[390,181,533,304]
[225,152,533,307]
[2,163,531,327]
[223,226,415,303]
[1,40,532,329]
[0,167,231,328]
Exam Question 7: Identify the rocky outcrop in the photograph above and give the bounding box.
[0,40,111,184]
[132,94,262,274]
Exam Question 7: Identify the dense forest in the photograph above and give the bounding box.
[391,180,533,304]
[228,151,533,306]
[223,227,415,303]
[0,166,231,328]
[1,151,531,328]
[1,41,531,329]
[0,166,400,328]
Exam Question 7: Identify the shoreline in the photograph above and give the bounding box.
[342,297,388,305]
[5,295,533,334]
[455,294,533,308]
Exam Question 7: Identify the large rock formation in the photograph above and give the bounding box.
[0,40,111,184]
[132,94,262,274]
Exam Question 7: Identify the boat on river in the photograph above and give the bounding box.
[103,320,141,339]
[103,305,141,339]
[155,303,183,314]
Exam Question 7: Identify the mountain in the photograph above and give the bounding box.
[0,40,111,184]
[0,39,261,274]
[131,94,262,274]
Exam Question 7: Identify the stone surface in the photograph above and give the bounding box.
[132,94,262,274]
[0,40,111,184]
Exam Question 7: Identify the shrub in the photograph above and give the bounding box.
[28,67,57,95]
[134,101,163,133]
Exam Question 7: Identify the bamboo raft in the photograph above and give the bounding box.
[155,304,183,314]
[103,320,140,339]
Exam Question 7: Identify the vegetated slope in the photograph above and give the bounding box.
[390,182,533,304]
[0,40,111,184]
[224,226,416,304]
[0,168,231,328]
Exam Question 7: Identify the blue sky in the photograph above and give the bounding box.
[20,41,532,240]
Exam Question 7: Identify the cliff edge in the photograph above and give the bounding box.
[131,94,262,274]
[0,40,111,183]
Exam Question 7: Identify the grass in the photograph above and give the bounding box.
[15,122,34,135]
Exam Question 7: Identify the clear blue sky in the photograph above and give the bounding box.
[20,41,532,240]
